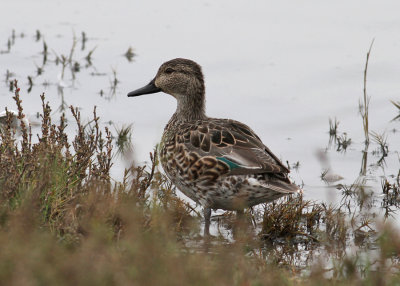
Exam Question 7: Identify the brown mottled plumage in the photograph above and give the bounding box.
[127,58,301,236]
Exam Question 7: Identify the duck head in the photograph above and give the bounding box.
[127,58,206,120]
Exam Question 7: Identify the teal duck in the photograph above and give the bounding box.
[127,58,301,235]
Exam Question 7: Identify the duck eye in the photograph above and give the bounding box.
[165,68,175,74]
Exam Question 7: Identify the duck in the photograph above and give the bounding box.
[127,58,301,236]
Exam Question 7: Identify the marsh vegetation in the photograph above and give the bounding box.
[1,30,400,285]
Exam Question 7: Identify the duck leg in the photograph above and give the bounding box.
[203,207,211,237]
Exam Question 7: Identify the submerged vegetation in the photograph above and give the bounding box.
[1,30,400,285]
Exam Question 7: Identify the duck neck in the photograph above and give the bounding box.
[174,85,206,122]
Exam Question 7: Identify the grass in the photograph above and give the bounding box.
[381,172,400,218]
[328,117,339,137]
[359,39,374,146]
[336,132,351,152]
[371,131,389,165]
[113,124,134,157]
[124,47,136,62]
[1,81,400,285]
[391,100,400,121]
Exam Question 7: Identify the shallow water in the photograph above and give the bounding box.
[1,0,400,221]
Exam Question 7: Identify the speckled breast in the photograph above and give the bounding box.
[159,129,231,206]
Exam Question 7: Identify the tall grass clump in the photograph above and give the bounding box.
[0,80,114,239]
[0,81,198,242]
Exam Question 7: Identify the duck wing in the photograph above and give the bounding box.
[180,118,289,176]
